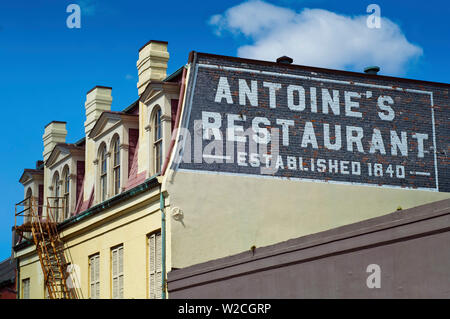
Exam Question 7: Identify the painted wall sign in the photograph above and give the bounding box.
[175,53,449,192]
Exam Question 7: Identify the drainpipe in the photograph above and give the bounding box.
[13,228,20,299]
[160,186,166,299]
[16,258,20,299]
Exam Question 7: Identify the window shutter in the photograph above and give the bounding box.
[23,279,30,299]
[156,232,162,299]
[112,278,118,299]
[90,257,94,283]
[156,233,162,272]
[90,254,100,299]
[171,99,179,132]
[112,249,118,299]
[128,129,139,176]
[119,247,124,298]
[96,282,100,299]
[118,247,123,274]
[95,256,99,280]
[149,234,156,299]
[119,276,124,299]
[95,255,100,299]
[148,232,162,299]
[112,250,117,277]
[111,246,123,299]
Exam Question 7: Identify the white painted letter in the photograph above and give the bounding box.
[252,117,271,144]
[346,126,365,153]
[377,95,395,121]
[214,77,233,104]
[263,82,281,109]
[369,129,386,155]
[321,89,340,115]
[287,85,305,111]
[227,114,247,143]
[301,122,318,149]
[276,119,294,146]
[239,79,258,106]
[412,133,429,158]
[202,111,222,140]
[323,124,342,150]
[390,131,408,156]
[345,91,362,118]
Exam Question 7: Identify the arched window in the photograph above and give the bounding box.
[53,171,60,222]
[99,144,108,202]
[63,166,70,219]
[153,107,162,174]
[53,171,60,197]
[112,136,121,195]
[26,188,32,201]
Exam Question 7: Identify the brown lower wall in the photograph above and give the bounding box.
[167,199,450,298]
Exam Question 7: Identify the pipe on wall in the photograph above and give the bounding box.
[160,187,166,299]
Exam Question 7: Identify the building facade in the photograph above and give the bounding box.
[0,257,16,299]
[168,198,450,298]
[13,42,449,298]
[14,40,179,299]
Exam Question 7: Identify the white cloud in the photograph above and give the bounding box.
[125,74,134,80]
[209,0,423,75]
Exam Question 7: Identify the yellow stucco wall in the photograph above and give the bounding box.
[165,170,450,268]
[18,247,45,299]
[15,186,167,299]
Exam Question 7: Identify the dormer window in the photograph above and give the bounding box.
[63,165,70,219]
[112,136,121,195]
[153,107,162,174]
[44,143,84,220]
[89,111,138,203]
[99,144,108,202]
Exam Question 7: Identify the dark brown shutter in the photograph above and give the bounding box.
[171,99,179,133]
[38,184,44,216]
[128,129,139,176]
[76,161,85,203]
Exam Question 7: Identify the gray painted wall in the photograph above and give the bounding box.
[168,199,450,298]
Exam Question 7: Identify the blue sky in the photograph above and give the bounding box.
[0,0,448,260]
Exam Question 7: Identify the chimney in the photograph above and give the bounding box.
[36,160,44,169]
[136,40,169,95]
[43,121,67,161]
[364,66,380,75]
[276,56,293,65]
[84,86,112,136]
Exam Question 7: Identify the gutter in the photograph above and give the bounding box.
[59,175,160,230]
[14,175,160,252]
[16,260,20,299]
